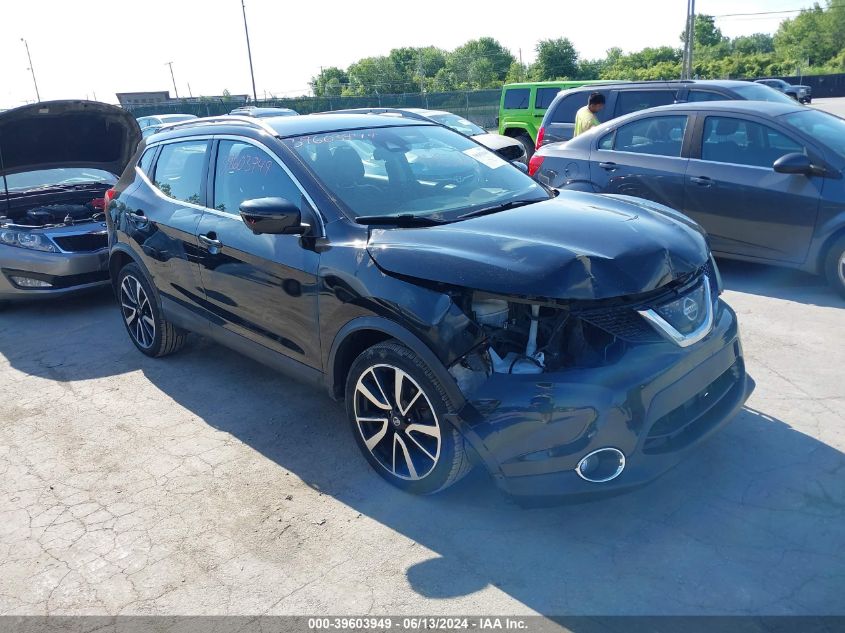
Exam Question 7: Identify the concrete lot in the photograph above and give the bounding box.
[1,261,843,616]
[1,97,845,617]
[813,96,845,118]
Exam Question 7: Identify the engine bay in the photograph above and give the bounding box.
[1,199,106,229]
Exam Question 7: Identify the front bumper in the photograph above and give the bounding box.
[0,244,110,300]
[451,300,752,501]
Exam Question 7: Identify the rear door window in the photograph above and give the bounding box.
[613,115,688,157]
[213,141,302,215]
[153,140,209,205]
[503,88,530,110]
[615,90,676,117]
[535,87,561,110]
[701,117,804,168]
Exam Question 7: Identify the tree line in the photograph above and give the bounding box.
[310,0,845,97]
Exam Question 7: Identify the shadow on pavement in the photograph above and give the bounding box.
[1,275,844,615]
[139,337,845,615]
[717,258,842,308]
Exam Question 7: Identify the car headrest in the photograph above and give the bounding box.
[714,118,740,135]
[330,146,365,187]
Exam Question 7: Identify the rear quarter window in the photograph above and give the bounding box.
[615,90,676,117]
[138,148,156,176]
[535,88,561,110]
[503,89,530,110]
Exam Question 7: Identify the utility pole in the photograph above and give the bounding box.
[166,61,179,98]
[682,0,696,79]
[241,0,258,102]
[21,39,41,102]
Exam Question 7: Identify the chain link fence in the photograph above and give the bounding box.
[124,89,502,129]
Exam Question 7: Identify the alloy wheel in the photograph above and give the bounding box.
[120,275,156,349]
[839,251,845,288]
[353,364,442,481]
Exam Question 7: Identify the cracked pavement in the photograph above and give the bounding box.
[0,259,843,616]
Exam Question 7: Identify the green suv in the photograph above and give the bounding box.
[498,80,611,157]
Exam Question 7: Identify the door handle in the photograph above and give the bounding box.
[199,233,222,248]
[690,176,713,187]
[598,161,618,171]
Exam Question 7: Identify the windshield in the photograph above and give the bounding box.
[4,168,117,192]
[287,125,547,220]
[428,113,486,136]
[783,109,845,160]
[733,84,796,104]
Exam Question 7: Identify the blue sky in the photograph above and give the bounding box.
[0,0,815,108]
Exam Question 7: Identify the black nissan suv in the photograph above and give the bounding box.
[106,113,752,501]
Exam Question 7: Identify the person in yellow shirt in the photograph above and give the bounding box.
[573,92,606,137]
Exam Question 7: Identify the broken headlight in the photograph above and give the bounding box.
[0,229,58,253]
[639,277,714,347]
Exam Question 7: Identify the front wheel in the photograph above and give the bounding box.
[345,341,472,494]
[824,235,845,299]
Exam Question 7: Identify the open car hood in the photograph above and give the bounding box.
[0,100,141,180]
[366,191,710,301]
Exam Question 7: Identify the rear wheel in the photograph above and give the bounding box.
[345,341,472,494]
[823,235,845,299]
[513,133,535,159]
[117,263,187,357]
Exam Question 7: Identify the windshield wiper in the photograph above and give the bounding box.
[456,198,542,221]
[355,214,447,227]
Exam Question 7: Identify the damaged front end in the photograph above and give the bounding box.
[439,256,750,501]
[450,257,721,389]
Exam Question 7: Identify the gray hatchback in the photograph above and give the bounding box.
[0,101,140,301]
[531,101,845,296]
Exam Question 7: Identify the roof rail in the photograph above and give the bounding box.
[156,115,278,136]
[319,107,429,122]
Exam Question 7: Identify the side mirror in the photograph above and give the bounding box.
[512,160,529,173]
[239,197,306,235]
[773,152,814,176]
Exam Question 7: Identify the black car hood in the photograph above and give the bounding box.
[367,191,709,301]
[0,100,141,180]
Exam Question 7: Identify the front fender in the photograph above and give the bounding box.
[327,316,468,410]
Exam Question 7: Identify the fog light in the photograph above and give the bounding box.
[576,447,626,483]
[10,276,52,288]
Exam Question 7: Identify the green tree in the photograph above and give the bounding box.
[344,56,408,95]
[532,38,579,80]
[444,37,515,89]
[310,66,348,97]
[681,14,725,48]
[731,33,775,56]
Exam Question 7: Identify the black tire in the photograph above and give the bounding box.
[514,133,535,160]
[823,235,845,299]
[345,340,472,495]
[116,263,187,357]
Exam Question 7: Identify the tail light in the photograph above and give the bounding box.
[103,188,116,211]
[535,126,546,149]
[528,154,545,177]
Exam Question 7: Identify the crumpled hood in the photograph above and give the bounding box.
[367,191,709,301]
[0,100,141,180]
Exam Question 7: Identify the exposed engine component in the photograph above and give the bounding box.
[22,204,99,226]
[464,294,631,377]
